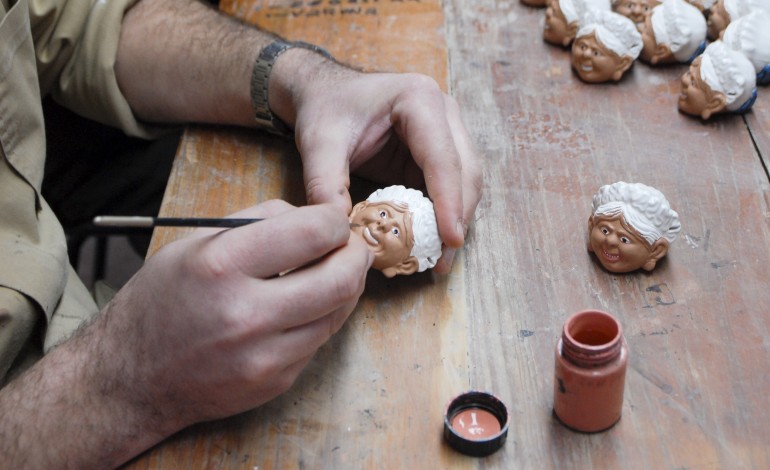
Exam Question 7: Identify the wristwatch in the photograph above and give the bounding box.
[250,39,334,136]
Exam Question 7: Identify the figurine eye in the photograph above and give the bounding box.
[379,210,387,218]
[391,227,400,237]
[601,227,610,235]
[620,236,631,244]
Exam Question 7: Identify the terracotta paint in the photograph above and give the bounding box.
[553,310,628,432]
[450,408,501,440]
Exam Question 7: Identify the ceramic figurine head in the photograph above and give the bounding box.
[678,40,758,119]
[612,0,660,26]
[571,10,643,82]
[639,0,707,64]
[349,185,442,278]
[544,0,612,47]
[721,10,770,85]
[707,0,770,40]
[588,182,681,273]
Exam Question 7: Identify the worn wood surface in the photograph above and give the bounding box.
[132,0,770,468]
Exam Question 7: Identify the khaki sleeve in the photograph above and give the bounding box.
[31,0,166,138]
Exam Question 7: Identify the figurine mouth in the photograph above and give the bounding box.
[581,64,593,72]
[362,227,379,246]
[602,249,620,262]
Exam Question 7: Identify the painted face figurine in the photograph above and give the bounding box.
[706,0,770,40]
[721,10,770,86]
[612,0,660,26]
[349,185,442,278]
[544,0,612,47]
[588,182,681,273]
[571,10,643,83]
[639,0,707,65]
[678,40,757,119]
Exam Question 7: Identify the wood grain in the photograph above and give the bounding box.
[132,0,770,468]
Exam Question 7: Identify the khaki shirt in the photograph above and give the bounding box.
[0,0,150,384]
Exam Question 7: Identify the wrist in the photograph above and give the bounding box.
[250,40,334,136]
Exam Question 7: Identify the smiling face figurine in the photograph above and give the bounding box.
[571,10,643,82]
[612,0,659,26]
[588,182,681,273]
[678,40,757,119]
[721,10,770,86]
[544,0,612,47]
[639,0,707,65]
[349,185,442,278]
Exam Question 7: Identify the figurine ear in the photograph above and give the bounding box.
[642,239,669,271]
[564,23,579,47]
[349,201,368,219]
[381,256,420,278]
[700,94,727,120]
[587,215,596,252]
[612,57,633,81]
[650,44,671,65]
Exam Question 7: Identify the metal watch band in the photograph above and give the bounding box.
[250,39,333,136]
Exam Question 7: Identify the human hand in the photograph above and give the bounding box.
[272,57,482,274]
[99,201,372,432]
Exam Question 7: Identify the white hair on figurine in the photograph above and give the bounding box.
[700,40,757,111]
[722,10,770,85]
[651,0,707,62]
[592,182,681,245]
[561,0,612,24]
[723,0,770,22]
[578,10,643,59]
[366,185,442,272]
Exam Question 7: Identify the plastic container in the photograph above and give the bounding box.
[553,309,628,432]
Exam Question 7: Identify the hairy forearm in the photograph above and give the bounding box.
[116,0,344,131]
[116,0,268,127]
[0,308,171,469]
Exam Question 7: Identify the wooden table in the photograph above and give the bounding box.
[128,0,770,468]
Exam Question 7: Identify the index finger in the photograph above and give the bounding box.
[391,78,474,249]
[209,203,352,279]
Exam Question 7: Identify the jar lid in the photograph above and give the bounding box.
[443,390,509,457]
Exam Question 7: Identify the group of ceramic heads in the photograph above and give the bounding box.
[534,0,769,119]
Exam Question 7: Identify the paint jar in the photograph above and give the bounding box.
[553,309,628,432]
[444,391,509,456]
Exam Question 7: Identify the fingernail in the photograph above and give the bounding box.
[456,219,468,240]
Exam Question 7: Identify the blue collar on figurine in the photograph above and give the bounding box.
[686,40,707,64]
[757,65,770,86]
[735,88,758,114]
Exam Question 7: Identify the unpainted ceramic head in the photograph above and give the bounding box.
[588,182,681,273]
[639,0,707,65]
[611,0,660,26]
[544,0,612,47]
[349,185,442,278]
[721,10,770,85]
[678,40,757,119]
[571,10,643,82]
[707,0,770,40]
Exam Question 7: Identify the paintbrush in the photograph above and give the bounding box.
[93,216,361,229]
